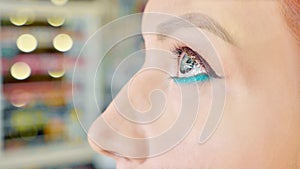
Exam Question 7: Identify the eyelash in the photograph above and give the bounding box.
[171,45,220,84]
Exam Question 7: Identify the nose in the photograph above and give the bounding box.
[88,98,148,158]
[87,89,148,162]
[87,69,166,162]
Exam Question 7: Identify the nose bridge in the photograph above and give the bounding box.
[105,69,158,126]
[126,70,156,113]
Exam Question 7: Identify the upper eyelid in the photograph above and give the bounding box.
[173,45,203,62]
[181,46,201,58]
[171,43,203,58]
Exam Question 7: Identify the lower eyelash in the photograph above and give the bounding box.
[171,73,210,84]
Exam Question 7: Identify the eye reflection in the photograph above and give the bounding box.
[180,53,205,75]
[171,46,220,84]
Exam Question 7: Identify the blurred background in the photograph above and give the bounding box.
[0,0,147,168]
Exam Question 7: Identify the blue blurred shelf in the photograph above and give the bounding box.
[0,142,93,169]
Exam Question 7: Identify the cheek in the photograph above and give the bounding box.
[142,80,213,142]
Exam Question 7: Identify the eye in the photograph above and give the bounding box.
[171,46,220,84]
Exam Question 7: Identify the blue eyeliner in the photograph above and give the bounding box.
[172,73,210,84]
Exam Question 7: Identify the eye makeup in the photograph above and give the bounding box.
[172,73,210,84]
[171,45,220,84]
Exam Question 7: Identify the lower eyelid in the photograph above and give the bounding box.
[172,74,210,84]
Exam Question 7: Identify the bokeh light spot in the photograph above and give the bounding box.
[16,34,38,53]
[53,34,73,52]
[10,62,31,80]
[48,69,65,78]
[10,90,32,108]
[51,0,68,6]
[9,15,28,26]
[47,16,65,27]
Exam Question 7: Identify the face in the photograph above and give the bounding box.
[88,0,300,169]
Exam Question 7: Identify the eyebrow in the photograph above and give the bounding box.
[157,13,235,45]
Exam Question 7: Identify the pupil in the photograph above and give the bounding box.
[180,54,197,74]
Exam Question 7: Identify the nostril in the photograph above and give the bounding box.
[87,136,117,159]
[87,114,149,164]
[87,120,116,158]
[88,132,147,164]
[88,91,152,162]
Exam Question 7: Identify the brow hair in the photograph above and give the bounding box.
[156,13,235,44]
[281,0,300,43]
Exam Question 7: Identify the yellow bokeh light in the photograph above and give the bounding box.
[47,16,65,27]
[16,34,38,53]
[48,69,65,78]
[10,62,31,80]
[10,10,35,26]
[53,34,73,52]
[9,15,28,26]
[10,91,31,108]
[51,0,68,6]
[12,102,27,108]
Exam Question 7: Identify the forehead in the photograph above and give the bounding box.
[144,0,278,20]
[142,0,283,47]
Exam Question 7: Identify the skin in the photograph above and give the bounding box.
[88,0,300,168]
